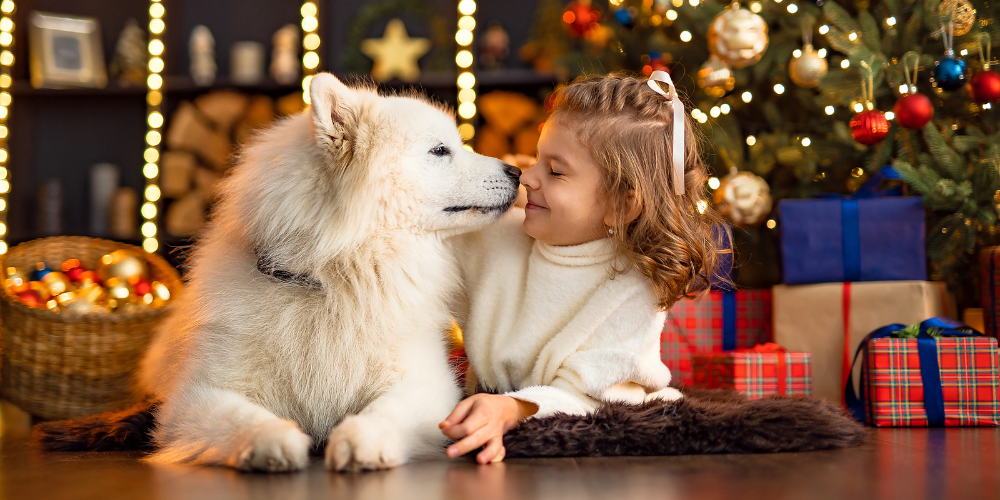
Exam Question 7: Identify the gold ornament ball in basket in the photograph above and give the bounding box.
[0,237,182,420]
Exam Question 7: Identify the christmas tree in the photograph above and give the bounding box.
[522,0,1000,307]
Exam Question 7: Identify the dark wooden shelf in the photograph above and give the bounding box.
[10,81,147,97]
[370,69,558,90]
[162,75,302,95]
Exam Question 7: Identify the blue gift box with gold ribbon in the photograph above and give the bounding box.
[777,167,926,285]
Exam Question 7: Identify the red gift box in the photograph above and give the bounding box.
[979,247,1000,340]
[862,336,1000,427]
[661,289,772,385]
[690,344,812,399]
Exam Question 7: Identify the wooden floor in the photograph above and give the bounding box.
[1,402,997,500]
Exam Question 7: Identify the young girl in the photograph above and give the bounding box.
[440,72,726,464]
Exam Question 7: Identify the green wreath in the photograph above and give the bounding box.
[342,0,454,74]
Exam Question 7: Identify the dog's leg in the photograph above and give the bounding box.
[150,385,312,472]
[325,338,459,472]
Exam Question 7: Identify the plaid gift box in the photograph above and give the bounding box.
[979,247,1000,340]
[846,318,1000,427]
[661,289,772,386]
[690,344,811,399]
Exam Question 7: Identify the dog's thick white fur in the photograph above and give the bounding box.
[137,73,519,472]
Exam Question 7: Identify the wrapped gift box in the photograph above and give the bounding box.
[862,336,999,426]
[979,247,1000,340]
[661,289,772,385]
[691,345,811,399]
[774,281,955,403]
[845,319,1000,427]
[778,197,926,285]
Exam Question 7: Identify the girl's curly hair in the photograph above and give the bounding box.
[551,73,731,310]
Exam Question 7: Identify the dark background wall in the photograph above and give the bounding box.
[7,0,552,247]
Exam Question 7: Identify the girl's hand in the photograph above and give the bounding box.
[439,394,538,464]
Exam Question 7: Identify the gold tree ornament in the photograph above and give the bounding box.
[697,54,735,97]
[938,0,976,37]
[789,17,827,88]
[707,4,769,69]
[361,19,431,82]
[713,168,772,227]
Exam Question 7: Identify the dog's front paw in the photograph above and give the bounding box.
[325,414,404,472]
[233,419,312,472]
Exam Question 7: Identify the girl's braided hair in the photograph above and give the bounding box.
[551,73,731,310]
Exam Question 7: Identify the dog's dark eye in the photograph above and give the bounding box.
[429,145,451,157]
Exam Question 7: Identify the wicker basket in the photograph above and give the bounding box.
[0,237,182,420]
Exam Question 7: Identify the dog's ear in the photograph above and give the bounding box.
[308,73,356,156]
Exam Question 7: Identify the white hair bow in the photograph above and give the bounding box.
[647,70,686,196]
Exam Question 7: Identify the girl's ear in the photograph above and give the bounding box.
[603,190,643,227]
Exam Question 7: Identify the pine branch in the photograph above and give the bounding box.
[858,11,883,53]
[822,2,862,34]
[922,122,967,180]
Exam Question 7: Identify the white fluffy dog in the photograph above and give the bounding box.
[136,73,520,472]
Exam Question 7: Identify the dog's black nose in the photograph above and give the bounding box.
[503,164,521,181]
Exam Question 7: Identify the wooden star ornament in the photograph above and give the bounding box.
[361,19,431,83]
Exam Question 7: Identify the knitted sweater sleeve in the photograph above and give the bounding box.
[504,287,675,418]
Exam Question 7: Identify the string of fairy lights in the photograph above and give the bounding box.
[0,0,15,255]
[301,1,320,104]
[456,0,477,149]
[141,0,165,253]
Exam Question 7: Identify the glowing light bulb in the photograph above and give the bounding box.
[708,177,721,190]
[149,40,164,55]
[458,16,476,31]
[750,2,761,13]
[680,31,692,42]
[457,72,476,89]
[793,49,802,58]
[817,48,827,58]
[303,51,320,69]
[801,137,811,147]
[144,163,158,179]
[886,17,896,27]
[710,106,720,118]
[767,219,776,229]
[825,105,835,115]
[818,25,829,35]
[854,102,864,112]
[841,59,851,69]
[787,4,798,13]
[304,33,321,51]
[666,10,678,21]
[741,91,752,103]
[458,102,477,119]
[458,0,476,16]
[456,50,473,68]
[774,84,785,94]
[720,104,730,114]
[746,135,757,146]
[142,203,157,219]
[848,32,858,41]
[301,2,317,17]
[885,111,895,120]
[301,16,318,32]
[456,29,473,46]
[143,238,158,253]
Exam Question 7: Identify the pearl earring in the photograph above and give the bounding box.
[607,228,614,236]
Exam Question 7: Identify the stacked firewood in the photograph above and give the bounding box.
[475,91,544,159]
[160,91,303,237]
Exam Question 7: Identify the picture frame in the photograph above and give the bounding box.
[29,12,108,89]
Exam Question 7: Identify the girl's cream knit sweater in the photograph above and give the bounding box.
[452,208,680,418]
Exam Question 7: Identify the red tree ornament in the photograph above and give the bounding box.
[969,70,1000,104]
[893,93,934,129]
[849,109,890,145]
[563,1,601,38]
